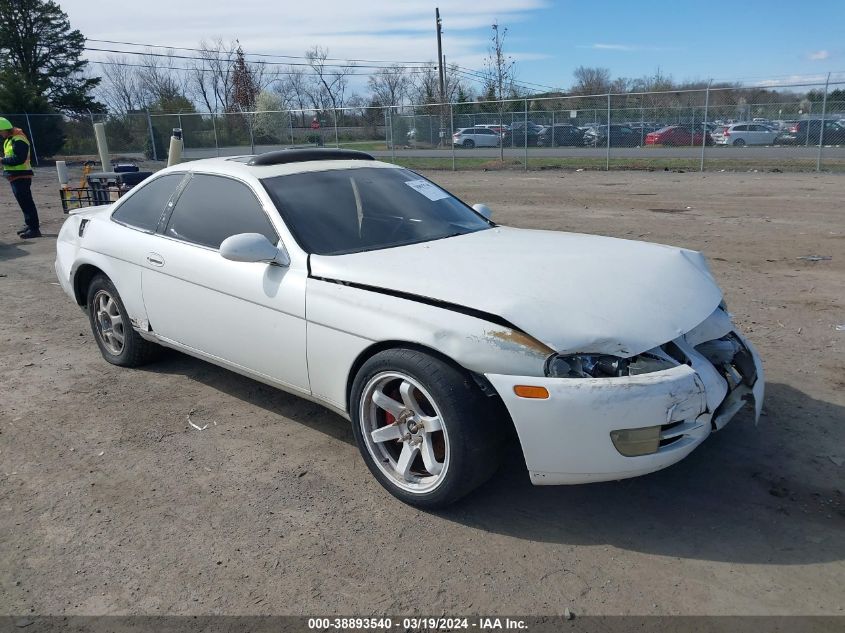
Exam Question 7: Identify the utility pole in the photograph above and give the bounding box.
[436,8,446,146]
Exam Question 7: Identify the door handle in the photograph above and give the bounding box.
[146,253,165,267]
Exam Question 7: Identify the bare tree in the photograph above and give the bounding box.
[188,39,238,113]
[305,45,356,112]
[367,64,410,107]
[482,21,517,160]
[275,66,310,125]
[572,66,611,95]
[411,62,468,106]
[98,55,143,114]
[137,50,188,108]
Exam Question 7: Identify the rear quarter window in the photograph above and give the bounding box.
[111,173,185,232]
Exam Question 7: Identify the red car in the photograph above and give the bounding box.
[645,126,713,146]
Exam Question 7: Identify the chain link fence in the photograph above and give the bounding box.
[3,78,844,172]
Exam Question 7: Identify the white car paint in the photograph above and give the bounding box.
[452,127,501,148]
[310,227,723,357]
[714,123,779,146]
[55,156,764,488]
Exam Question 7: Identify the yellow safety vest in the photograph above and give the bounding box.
[3,130,32,172]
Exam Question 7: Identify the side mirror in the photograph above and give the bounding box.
[220,233,290,267]
[472,203,493,220]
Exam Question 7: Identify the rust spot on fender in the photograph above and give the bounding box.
[486,329,554,356]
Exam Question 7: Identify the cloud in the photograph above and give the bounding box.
[61,0,549,66]
[808,50,830,61]
[590,43,637,51]
[578,43,680,52]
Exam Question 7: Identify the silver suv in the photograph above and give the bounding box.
[452,127,501,148]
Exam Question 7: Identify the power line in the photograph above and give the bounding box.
[85,39,434,67]
[450,66,557,97]
[453,64,564,93]
[84,46,436,72]
[88,58,435,77]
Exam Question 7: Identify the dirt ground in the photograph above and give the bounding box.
[0,166,843,617]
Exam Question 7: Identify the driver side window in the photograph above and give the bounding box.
[164,174,278,249]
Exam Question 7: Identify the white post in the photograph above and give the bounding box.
[93,122,112,172]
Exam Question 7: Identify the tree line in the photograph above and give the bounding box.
[1,0,840,158]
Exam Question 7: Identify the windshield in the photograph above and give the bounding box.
[262,167,492,255]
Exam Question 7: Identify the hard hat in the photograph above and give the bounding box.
[0,117,13,131]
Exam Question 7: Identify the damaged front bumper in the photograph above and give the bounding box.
[485,329,764,486]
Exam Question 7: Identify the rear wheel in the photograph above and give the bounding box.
[463,139,475,148]
[86,275,160,367]
[733,138,746,147]
[350,349,503,508]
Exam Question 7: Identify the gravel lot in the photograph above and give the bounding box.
[1,166,843,617]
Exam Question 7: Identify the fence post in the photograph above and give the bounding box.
[700,80,712,173]
[248,112,255,155]
[145,110,158,161]
[333,108,340,148]
[551,109,555,148]
[211,113,220,157]
[524,98,528,171]
[805,102,812,146]
[288,111,294,145]
[606,93,611,171]
[24,113,39,167]
[817,72,831,172]
[388,107,396,163]
[450,103,456,171]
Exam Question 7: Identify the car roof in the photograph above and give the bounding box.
[156,151,403,180]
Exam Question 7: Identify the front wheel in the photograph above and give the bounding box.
[350,349,503,508]
[86,275,160,367]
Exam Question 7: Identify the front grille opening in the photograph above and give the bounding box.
[659,420,686,449]
[659,435,684,448]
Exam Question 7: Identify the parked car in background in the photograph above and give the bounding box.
[55,148,764,508]
[452,127,501,148]
[628,123,663,144]
[584,124,642,147]
[504,121,544,147]
[537,124,586,147]
[776,120,845,145]
[645,126,712,147]
[476,123,510,135]
[714,123,779,146]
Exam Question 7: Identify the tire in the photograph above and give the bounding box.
[463,139,475,149]
[350,348,503,508]
[733,138,746,147]
[86,275,160,367]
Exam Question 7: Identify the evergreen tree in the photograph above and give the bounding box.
[0,0,101,114]
[0,67,64,157]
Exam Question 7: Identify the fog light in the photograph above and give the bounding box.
[610,426,661,457]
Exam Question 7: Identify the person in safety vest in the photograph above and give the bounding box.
[0,117,40,239]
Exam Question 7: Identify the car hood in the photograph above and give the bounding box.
[309,227,723,357]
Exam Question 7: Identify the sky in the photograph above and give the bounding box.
[59,0,845,95]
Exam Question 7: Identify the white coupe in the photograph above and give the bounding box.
[55,149,764,507]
